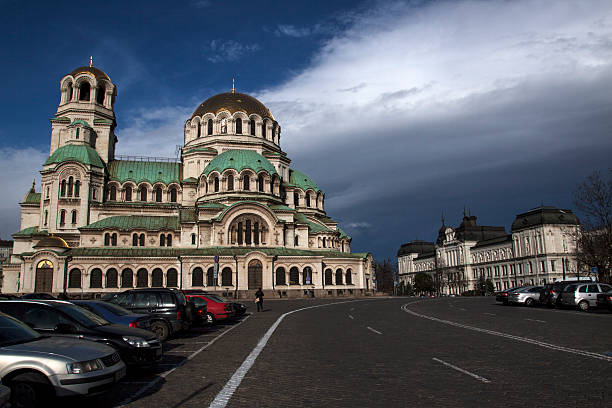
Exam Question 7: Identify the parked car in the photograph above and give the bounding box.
[0,312,126,406]
[232,302,247,317]
[183,291,233,324]
[508,286,543,306]
[20,293,56,300]
[560,283,612,311]
[106,288,193,341]
[0,300,162,367]
[184,296,208,326]
[596,289,612,311]
[539,279,595,307]
[71,300,152,331]
[495,287,523,305]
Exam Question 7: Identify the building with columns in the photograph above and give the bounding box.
[2,64,372,298]
[397,207,581,294]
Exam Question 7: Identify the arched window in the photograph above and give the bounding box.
[139,186,147,201]
[109,185,117,201]
[245,220,251,245]
[276,267,286,285]
[111,233,117,246]
[221,267,232,286]
[67,176,74,197]
[220,117,227,134]
[254,222,259,245]
[192,267,204,286]
[68,268,81,288]
[289,267,300,285]
[71,210,77,224]
[74,180,80,197]
[79,82,90,101]
[243,175,250,191]
[294,235,299,246]
[207,119,213,135]
[170,188,177,202]
[258,175,264,192]
[261,120,266,138]
[214,177,219,192]
[136,268,148,288]
[166,234,172,247]
[166,268,178,287]
[139,234,145,246]
[325,269,333,285]
[61,180,66,197]
[152,268,163,287]
[125,186,132,201]
[303,267,313,285]
[236,118,242,134]
[104,233,110,246]
[207,267,215,286]
[160,234,166,247]
[106,268,118,288]
[121,269,133,288]
[90,268,102,288]
[59,210,66,226]
[96,84,105,104]
[155,186,162,202]
[323,237,326,248]
[293,191,299,207]
[250,118,255,135]
[44,210,48,226]
[335,269,343,285]
[227,174,234,191]
[191,233,196,245]
[132,233,138,247]
[306,193,311,208]
[237,222,243,245]
[197,121,201,137]
[67,82,73,102]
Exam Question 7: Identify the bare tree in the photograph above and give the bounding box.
[373,259,396,293]
[573,170,612,283]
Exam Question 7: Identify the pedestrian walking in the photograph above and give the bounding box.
[255,287,264,312]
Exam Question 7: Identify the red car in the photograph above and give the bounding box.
[184,291,233,324]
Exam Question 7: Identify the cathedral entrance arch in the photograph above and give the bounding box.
[248,260,263,289]
[35,260,54,292]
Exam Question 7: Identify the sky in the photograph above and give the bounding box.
[1,0,612,262]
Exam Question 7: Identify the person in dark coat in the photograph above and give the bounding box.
[255,288,264,312]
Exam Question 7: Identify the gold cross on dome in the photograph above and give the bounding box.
[232,78,235,93]
[89,56,93,67]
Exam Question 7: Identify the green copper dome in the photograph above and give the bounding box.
[203,149,278,176]
[44,144,104,168]
[289,169,321,192]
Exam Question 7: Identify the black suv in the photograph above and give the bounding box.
[0,300,162,367]
[106,288,193,341]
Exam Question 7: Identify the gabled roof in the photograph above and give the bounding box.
[107,160,181,185]
[80,216,179,232]
[45,144,104,168]
[202,149,277,177]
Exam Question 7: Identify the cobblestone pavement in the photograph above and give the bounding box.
[64,297,611,407]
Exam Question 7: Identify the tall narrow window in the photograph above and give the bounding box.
[220,117,227,133]
[227,174,234,191]
[170,188,177,202]
[250,119,255,135]
[139,234,145,246]
[197,121,201,137]
[295,235,299,246]
[79,82,90,101]
[110,185,117,201]
[261,120,266,138]
[238,222,243,245]
[67,176,74,197]
[125,186,132,201]
[60,210,66,226]
[160,234,166,247]
[258,175,264,192]
[243,175,250,191]
[306,193,311,207]
[111,233,117,246]
[96,85,105,104]
[254,222,259,245]
[167,234,172,247]
[71,210,77,224]
[61,180,66,197]
[75,128,80,139]
[294,192,299,207]
[67,82,73,102]
[207,119,213,135]
[236,118,242,134]
[74,180,80,197]
[155,186,162,202]
[191,233,196,245]
[214,177,219,192]
[104,233,110,246]
[46,187,50,199]
[245,220,251,245]
[139,186,147,201]
[44,210,48,226]
[132,234,138,247]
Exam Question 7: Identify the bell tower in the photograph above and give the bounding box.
[49,59,118,164]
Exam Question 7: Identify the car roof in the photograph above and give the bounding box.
[0,299,74,306]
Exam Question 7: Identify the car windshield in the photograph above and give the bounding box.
[97,302,131,316]
[207,294,228,303]
[0,314,41,347]
[57,304,110,328]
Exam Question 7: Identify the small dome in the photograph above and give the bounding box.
[289,169,321,192]
[45,145,104,168]
[69,66,110,81]
[203,149,277,176]
[191,92,274,120]
[34,235,69,249]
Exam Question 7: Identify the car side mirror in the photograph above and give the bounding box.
[54,323,77,334]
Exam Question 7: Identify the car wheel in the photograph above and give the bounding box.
[206,312,216,325]
[9,372,52,408]
[578,300,589,312]
[525,298,535,307]
[151,321,169,341]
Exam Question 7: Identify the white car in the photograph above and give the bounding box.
[561,282,612,311]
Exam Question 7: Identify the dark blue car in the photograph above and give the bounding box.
[71,300,152,331]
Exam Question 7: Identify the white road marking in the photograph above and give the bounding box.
[366,326,382,335]
[432,357,491,383]
[525,318,547,323]
[209,299,370,408]
[401,304,612,362]
[348,314,355,320]
[116,314,251,407]
[483,313,496,316]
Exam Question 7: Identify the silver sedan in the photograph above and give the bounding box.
[507,285,543,306]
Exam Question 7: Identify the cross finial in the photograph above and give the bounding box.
[30,179,35,192]
[89,56,93,67]
[232,78,235,93]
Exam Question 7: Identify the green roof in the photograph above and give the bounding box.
[45,144,104,168]
[93,118,113,125]
[337,227,350,240]
[198,203,228,210]
[80,216,179,232]
[22,192,40,204]
[213,201,279,222]
[50,116,70,123]
[179,208,197,223]
[270,204,295,212]
[69,119,91,128]
[203,149,278,176]
[182,177,198,183]
[295,212,332,234]
[289,169,321,192]
[107,160,181,185]
[13,226,45,238]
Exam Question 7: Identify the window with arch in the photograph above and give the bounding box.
[104,233,111,246]
[160,234,166,247]
[245,220,252,245]
[68,268,81,288]
[293,191,299,207]
[220,117,228,134]
[214,177,219,192]
[325,268,333,285]
[276,267,286,285]
[111,233,117,246]
[136,268,148,288]
[71,210,77,224]
[221,267,232,286]
[132,233,138,247]
[346,269,353,285]
[303,267,313,285]
[67,82,73,102]
[90,268,103,288]
[258,175,264,192]
[155,186,162,202]
[67,176,74,197]
[121,269,133,288]
[335,269,343,285]
[295,235,299,246]
[106,268,118,288]
[206,267,215,286]
[236,118,242,134]
[243,175,250,191]
[192,267,204,286]
[166,234,172,247]
[152,268,163,287]
[289,267,300,285]
[59,210,66,226]
[170,187,177,202]
[261,120,266,138]
[139,234,145,246]
[253,222,259,245]
[197,121,201,138]
[207,119,213,135]
[125,186,132,201]
[227,174,234,191]
[61,180,66,197]
[161,268,175,287]
[139,186,147,201]
[79,82,91,101]
[191,233,196,245]
[96,84,105,104]
[250,118,255,135]
[74,180,80,197]
[306,193,311,208]
[109,185,117,201]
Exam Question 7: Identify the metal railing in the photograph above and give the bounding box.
[116,155,180,163]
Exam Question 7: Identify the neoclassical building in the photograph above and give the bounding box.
[2,64,372,298]
[397,207,581,294]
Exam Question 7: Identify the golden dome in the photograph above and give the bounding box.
[191,92,274,120]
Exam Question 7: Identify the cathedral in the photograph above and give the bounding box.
[2,64,373,298]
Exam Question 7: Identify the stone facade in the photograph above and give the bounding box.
[398,207,581,294]
[3,65,373,298]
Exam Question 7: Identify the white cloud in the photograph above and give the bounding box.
[206,40,260,63]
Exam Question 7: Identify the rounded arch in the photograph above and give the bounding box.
[346,268,353,285]
[221,267,233,286]
[325,268,333,285]
[166,268,178,287]
[275,266,286,285]
[335,268,343,285]
[289,266,300,285]
[248,259,263,289]
[136,268,148,288]
[206,266,215,286]
[68,268,82,288]
[35,259,54,292]
[192,267,204,287]
[152,268,163,287]
[303,266,313,285]
[105,268,118,288]
[89,268,103,288]
[121,268,134,288]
